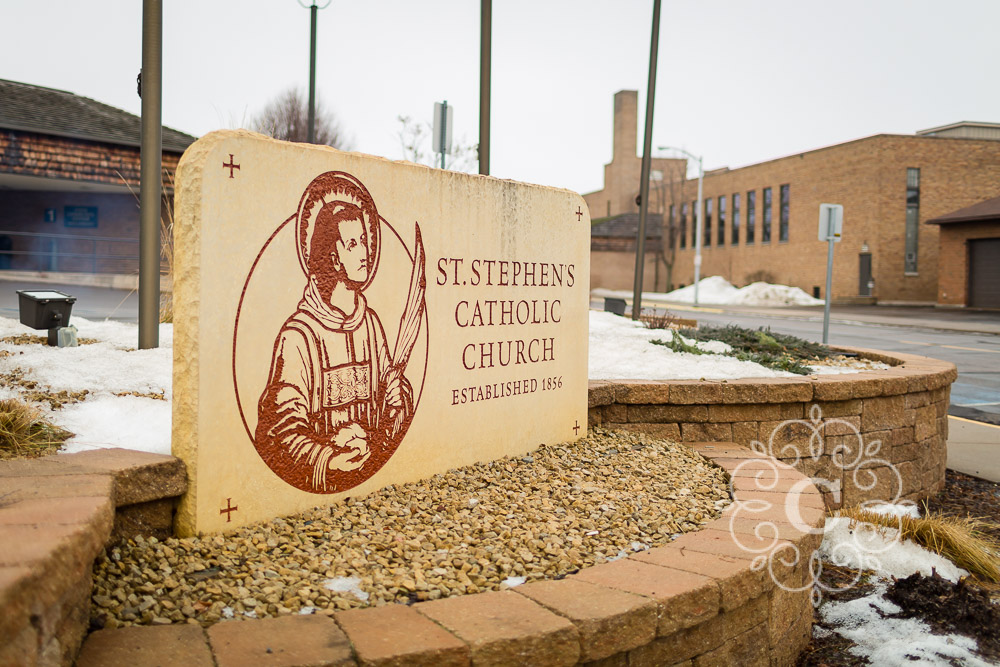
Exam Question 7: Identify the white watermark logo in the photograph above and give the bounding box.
[726,404,909,604]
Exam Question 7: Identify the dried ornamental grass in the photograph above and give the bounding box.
[837,505,1000,583]
[0,398,73,459]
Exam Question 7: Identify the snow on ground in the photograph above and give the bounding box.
[818,515,968,583]
[588,310,874,380]
[814,503,990,665]
[0,316,172,455]
[817,581,991,667]
[322,576,370,602]
[593,275,824,307]
[588,310,793,381]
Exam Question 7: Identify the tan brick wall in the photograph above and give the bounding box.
[588,346,956,508]
[587,127,1000,302]
[583,91,688,222]
[935,221,1000,305]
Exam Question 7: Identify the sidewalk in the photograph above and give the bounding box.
[946,416,1000,483]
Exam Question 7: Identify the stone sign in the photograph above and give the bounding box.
[173,130,590,535]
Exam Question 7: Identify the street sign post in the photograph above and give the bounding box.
[819,204,844,344]
[432,101,453,169]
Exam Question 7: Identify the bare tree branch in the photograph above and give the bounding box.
[396,115,477,172]
[252,87,352,149]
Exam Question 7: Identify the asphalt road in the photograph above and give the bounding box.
[0,281,139,322]
[642,305,1000,425]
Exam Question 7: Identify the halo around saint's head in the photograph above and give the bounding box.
[295,171,381,291]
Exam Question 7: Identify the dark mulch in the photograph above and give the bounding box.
[797,564,879,667]
[886,572,1000,661]
[797,469,1000,666]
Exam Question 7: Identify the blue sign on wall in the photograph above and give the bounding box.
[64,206,98,228]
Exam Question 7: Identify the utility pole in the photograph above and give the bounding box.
[631,0,661,321]
[138,0,161,349]
[299,1,331,143]
[479,0,491,175]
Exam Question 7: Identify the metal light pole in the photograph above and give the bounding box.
[138,0,161,349]
[631,0,661,321]
[658,146,704,306]
[299,0,331,144]
[479,0,491,175]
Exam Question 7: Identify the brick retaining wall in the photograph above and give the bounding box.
[0,450,185,666]
[3,445,824,666]
[589,346,956,509]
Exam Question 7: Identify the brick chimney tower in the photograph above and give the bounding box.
[612,90,638,161]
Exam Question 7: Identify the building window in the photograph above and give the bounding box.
[905,168,920,273]
[680,202,688,249]
[746,190,756,244]
[779,184,790,242]
[718,196,727,246]
[691,200,697,246]
[731,193,741,245]
[762,187,772,243]
[705,198,713,247]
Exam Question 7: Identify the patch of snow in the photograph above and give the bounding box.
[589,311,794,381]
[593,275,823,306]
[819,517,968,582]
[221,606,234,619]
[56,395,171,454]
[865,502,922,520]
[500,576,526,588]
[819,582,990,667]
[728,281,824,306]
[298,606,316,615]
[322,576,370,602]
[658,276,741,304]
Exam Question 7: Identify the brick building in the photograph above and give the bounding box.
[0,79,195,276]
[583,90,686,221]
[927,195,1000,308]
[585,91,1000,303]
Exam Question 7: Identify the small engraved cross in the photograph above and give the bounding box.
[220,497,238,522]
[573,420,581,435]
[223,154,241,178]
[575,206,583,221]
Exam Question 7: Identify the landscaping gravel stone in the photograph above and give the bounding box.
[90,428,731,628]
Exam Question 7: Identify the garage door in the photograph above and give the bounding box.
[969,238,1000,308]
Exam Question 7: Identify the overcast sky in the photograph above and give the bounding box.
[3,1,998,195]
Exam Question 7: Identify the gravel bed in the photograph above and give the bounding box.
[90,428,732,629]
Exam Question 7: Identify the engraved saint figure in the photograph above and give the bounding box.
[255,172,425,493]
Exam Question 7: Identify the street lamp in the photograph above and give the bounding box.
[298,0,332,144]
[658,146,703,306]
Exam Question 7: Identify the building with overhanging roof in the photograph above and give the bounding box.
[928,195,1000,308]
[0,79,196,279]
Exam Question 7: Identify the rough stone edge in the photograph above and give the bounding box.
[172,130,216,539]
[0,451,186,664]
[589,347,956,405]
